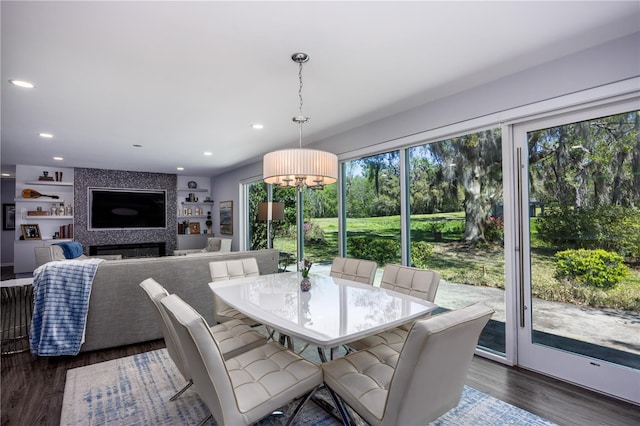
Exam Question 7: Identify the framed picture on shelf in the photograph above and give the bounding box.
[190,222,201,234]
[21,224,41,240]
[2,203,15,230]
[219,201,233,235]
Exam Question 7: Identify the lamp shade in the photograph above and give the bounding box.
[257,202,285,221]
[263,148,338,189]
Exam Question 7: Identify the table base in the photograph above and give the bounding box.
[1,285,34,354]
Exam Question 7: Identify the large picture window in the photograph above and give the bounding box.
[408,128,505,355]
[343,151,401,270]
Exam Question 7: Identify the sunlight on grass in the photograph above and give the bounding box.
[273,213,639,311]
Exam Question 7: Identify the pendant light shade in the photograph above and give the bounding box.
[263,52,338,191]
[263,148,338,189]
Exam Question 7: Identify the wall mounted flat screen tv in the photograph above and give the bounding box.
[89,188,167,230]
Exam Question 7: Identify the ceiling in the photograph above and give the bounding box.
[2,1,639,178]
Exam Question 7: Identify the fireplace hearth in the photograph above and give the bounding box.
[89,242,166,258]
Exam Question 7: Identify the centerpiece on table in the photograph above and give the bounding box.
[299,259,312,291]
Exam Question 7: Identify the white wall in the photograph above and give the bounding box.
[321,32,640,158]
[210,32,640,251]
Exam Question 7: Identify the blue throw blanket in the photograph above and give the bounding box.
[53,241,83,259]
[30,258,103,356]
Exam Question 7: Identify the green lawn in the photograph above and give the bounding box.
[273,213,639,311]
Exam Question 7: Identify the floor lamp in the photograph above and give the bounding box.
[257,201,284,249]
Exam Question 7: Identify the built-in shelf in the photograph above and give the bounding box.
[180,201,213,205]
[15,198,69,203]
[25,181,74,186]
[177,188,208,192]
[16,238,73,243]
[176,177,212,251]
[25,216,73,220]
[15,165,76,275]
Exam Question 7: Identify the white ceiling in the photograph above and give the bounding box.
[2,1,639,177]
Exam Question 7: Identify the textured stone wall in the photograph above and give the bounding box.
[74,168,177,255]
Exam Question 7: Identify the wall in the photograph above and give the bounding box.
[74,168,177,254]
[320,32,640,158]
[210,32,640,250]
[1,178,16,265]
[209,163,262,250]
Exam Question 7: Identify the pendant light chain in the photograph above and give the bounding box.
[298,61,304,149]
[294,56,309,149]
[298,60,305,121]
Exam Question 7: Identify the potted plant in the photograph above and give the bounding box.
[299,259,312,291]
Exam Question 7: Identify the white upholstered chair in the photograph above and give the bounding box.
[139,278,266,400]
[173,237,232,256]
[160,293,323,426]
[347,264,440,352]
[330,256,377,284]
[209,257,261,326]
[322,303,494,426]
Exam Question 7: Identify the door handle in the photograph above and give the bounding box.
[516,147,526,328]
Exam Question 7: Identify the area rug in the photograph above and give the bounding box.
[61,348,556,425]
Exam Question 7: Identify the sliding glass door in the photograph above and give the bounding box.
[513,104,640,403]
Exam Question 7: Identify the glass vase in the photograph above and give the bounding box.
[300,276,311,292]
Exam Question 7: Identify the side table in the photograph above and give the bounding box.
[1,278,34,354]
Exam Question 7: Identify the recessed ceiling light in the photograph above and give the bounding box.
[177,167,184,171]
[1,173,11,177]
[9,79,35,88]
[203,152,213,156]
[251,124,264,129]
[38,133,54,138]
[53,157,63,161]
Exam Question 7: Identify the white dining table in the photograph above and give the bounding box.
[209,271,437,361]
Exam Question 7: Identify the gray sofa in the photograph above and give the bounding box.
[80,249,279,352]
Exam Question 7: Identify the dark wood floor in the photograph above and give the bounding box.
[1,339,638,426]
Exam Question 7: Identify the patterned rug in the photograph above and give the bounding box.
[61,348,556,425]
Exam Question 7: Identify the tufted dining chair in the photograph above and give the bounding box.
[209,257,261,326]
[139,278,266,401]
[161,293,323,426]
[329,257,377,285]
[347,264,440,352]
[322,303,494,426]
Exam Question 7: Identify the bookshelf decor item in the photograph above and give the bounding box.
[189,222,201,234]
[21,224,41,240]
[39,171,54,181]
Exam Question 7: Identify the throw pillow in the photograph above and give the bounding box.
[53,241,83,259]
